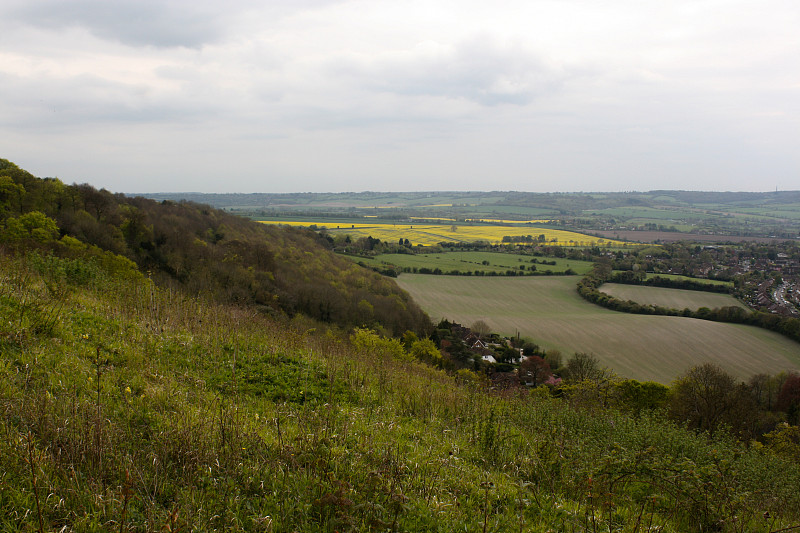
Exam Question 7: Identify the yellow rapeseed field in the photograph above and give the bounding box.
[260,220,633,247]
[465,218,551,224]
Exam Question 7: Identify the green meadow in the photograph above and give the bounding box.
[397,274,800,383]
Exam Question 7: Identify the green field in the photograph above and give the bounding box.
[397,275,800,383]
[348,251,594,275]
[600,283,748,311]
[645,273,732,286]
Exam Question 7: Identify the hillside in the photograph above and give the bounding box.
[4,159,800,531]
[3,250,800,531]
[0,159,429,336]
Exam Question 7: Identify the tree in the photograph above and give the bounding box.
[0,211,59,244]
[669,363,758,437]
[544,349,563,372]
[777,373,800,425]
[409,338,443,367]
[615,380,669,415]
[470,319,491,338]
[519,356,552,387]
[564,352,605,382]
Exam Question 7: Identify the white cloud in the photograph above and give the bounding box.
[1,0,798,192]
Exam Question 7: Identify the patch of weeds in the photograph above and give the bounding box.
[208,353,354,404]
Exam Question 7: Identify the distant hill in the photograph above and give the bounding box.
[144,189,800,240]
[0,159,430,335]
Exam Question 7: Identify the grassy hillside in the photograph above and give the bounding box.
[397,275,800,383]
[3,251,800,531]
[599,283,748,311]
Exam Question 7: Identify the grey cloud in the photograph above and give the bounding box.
[5,0,350,48]
[7,0,230,48]
[353,38,568,106]
[0,71,216,131]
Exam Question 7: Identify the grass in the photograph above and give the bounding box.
[645,273,733,286]
[348,251,595,275]
[599,283,748,311]
[396,274,800,383]
[4,251,800,531]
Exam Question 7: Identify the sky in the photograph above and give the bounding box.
[1,0,798,194]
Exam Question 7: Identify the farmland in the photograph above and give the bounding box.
[150,189,800,241]
[644,273,732,286]
[351,251,594,275]
[259,220,632,247]
[599,283,747,311]
[396,274,800,383]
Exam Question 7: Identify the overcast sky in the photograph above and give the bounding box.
[1,0,798,193]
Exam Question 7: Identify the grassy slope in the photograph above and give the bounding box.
[599,283,748,310]
[351,251,594,275]
[4,254,800,531]
[397,274,800,383]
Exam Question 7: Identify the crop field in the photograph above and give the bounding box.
[583,206,698,220]
[396,275,800,383]
[599,283,747,310]
[259,220,634,247]
[349,251,594,275]
[644,273,732,286]
[591,230,787,244]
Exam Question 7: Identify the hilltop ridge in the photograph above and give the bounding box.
[0,158,430,336]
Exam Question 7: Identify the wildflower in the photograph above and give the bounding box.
[125,386,132,394]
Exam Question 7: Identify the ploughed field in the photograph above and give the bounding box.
[599,283,749,311]
[397,274,800,383]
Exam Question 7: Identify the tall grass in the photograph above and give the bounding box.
[2,250,800,531]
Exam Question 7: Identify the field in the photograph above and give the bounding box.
[600,283,747,310]
[591,230,788,244]
[396,274,800,383]
[349,251,595,275]
[644,273,732,286]
[259,220,634,247]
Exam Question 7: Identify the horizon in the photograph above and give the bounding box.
[135,188,800,196]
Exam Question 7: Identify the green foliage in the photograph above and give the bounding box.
[2,252,800,532]
[0,159,431,336]
[0,211,59,245]
[409,338,442,366]
[615,379,670,414]
[759,423,800,461]
[350,327,411,362]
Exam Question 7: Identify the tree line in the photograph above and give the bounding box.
[576,263,800,344]
[0,159,431,336]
